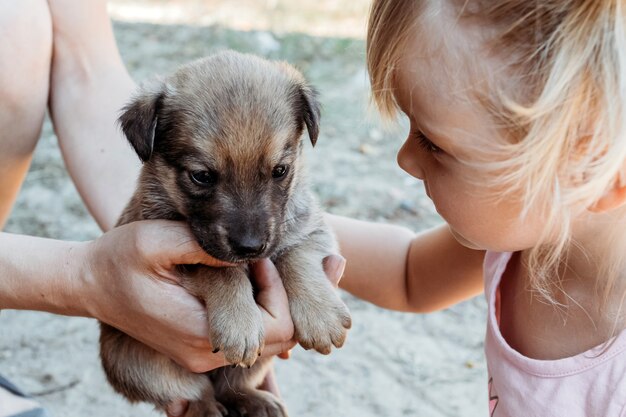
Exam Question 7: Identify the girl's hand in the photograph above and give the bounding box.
[77,220,295,372]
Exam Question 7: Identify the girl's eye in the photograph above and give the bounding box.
[272,164,289,179]
[189,170,217,186]
[413,130,442,154]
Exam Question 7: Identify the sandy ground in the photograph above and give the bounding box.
[0,2,488,416]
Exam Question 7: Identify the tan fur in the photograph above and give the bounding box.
[99,51,351,417]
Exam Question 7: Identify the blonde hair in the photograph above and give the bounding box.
[368,0,626,303]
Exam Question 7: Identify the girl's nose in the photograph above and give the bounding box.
[397,137,425,180]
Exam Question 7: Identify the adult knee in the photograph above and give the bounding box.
[0,0,52,150]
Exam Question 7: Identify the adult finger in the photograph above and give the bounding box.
[157,223,234,267]
[251,259,291,320]
[258,364,281,397]
[261,339,297,358]
[137,221,235,267]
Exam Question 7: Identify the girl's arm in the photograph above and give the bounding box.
[327,214,485,312]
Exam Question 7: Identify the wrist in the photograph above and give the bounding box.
[0,233,93,316]
[63,239,98,318]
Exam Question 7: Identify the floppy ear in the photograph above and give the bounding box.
[298,84,321,147]
[118,85,164,162]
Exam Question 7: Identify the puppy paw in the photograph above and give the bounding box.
[291,293,352,355]
[219,390,288,417]
[208,304,264,367]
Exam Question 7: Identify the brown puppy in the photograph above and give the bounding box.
[99,51,351,417]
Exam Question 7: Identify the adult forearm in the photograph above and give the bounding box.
[0,223,300,372]
[48,0,140,231]
[0,232,88,316]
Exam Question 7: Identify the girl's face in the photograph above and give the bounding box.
[392,13,545,252]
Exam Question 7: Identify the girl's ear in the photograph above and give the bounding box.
[589,170,626,213]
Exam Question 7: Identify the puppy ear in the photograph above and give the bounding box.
[298,85,321,147]
[118,85,164,162]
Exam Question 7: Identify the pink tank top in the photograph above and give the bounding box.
[484,251,626,417]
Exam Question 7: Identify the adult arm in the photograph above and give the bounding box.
[48,0,140,231]
[0,221,295,372]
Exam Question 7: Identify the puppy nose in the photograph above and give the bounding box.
[229,235,267,257]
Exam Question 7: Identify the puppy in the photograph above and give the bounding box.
[99,51,351,417]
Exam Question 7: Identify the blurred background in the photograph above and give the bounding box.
[0,1,488,416]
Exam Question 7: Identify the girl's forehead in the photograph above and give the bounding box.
[392,27,506,154]
[401,4,494,91]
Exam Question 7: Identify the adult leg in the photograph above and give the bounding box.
[0,0,52,229]
[48,0,140,232]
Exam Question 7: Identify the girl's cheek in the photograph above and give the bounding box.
[427,173,466,223]
[424,178,449,215]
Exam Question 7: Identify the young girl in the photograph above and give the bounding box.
[329,0,626,415]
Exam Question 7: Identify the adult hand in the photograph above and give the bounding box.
[165,254,347,417]
[273,254,346,360]
[78,220,295,373]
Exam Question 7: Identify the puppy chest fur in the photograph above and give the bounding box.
[99,51,351,417]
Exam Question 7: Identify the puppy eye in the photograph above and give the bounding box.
[271,164,289,179]
[189,170,217,186]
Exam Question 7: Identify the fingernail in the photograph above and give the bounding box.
[329,256,346,282]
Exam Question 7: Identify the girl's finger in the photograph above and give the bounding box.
[277,349,292,360]
[143,221,235,267]
[323,255,346,287]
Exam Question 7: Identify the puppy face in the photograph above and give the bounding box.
[119,52,321,262]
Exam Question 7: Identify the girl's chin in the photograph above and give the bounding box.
[449,228,484,250]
